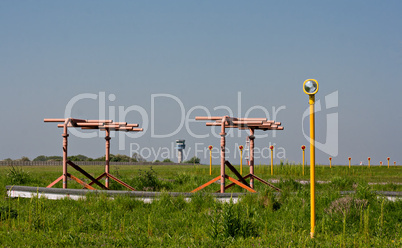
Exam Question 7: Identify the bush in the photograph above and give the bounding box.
[6,165,32,185]
[209,200,259,239]
[184,156,200,164]
[135,167,160,191]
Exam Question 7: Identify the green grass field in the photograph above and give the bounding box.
[0,164,401,247]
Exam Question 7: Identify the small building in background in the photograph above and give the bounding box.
[176,140,186,163]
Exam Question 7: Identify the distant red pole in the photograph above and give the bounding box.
[62,120,69,189]
[249,128,255,189]
[105,128,111,188]
[220,116,227,193]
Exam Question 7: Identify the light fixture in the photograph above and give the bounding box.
[303,79,319,95]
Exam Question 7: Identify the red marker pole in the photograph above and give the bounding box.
[394,161,397,167]
[387,157,390,168]
[348,157,351,169]
[329,157,332,169]
[380,161,383,167]
[368,157,371,168]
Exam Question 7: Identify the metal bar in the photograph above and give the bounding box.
[195,116,223,120]
[206,123,222,126]
[102,124,120,128]
[224,161,250,187]
[57,124,73,128]
[76,123,103,127]
[115,127,134,130]
[70,118,87,123]
[231,121,263,125]
[67,161,108,190]
[88,173,107,186]
[190,176,221,193]
[46,175,63,188]
[226,175,256,193]
[251,174,281,192]
[105,129,110,188]
[68,173,96,190]
[218,174,252,192]
[62,123,68,189]
[249,128,255,188]
[220,116,227,193]
[86,120,113,123]
[44,118,66,122]
[237,118,267,121]
[107,173,136,191]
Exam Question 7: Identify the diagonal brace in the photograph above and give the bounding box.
[67,161,108,190]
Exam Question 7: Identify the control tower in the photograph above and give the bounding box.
[176,140,186,163]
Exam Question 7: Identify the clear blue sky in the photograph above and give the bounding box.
[1,1,401,165]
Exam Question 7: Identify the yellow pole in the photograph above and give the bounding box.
[303,78,319,239]
[387,158,390,168]
[209,145,213,175]
[302,146,305,176]
[329,157,332,168]
[368,157,371,168]
[270,146,274,175]
[309,94,316,238]
[209,150,212,175]
[240,149,243,175]
[348,157,351,169]
[303,150,305,176]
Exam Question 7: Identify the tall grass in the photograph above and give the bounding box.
[0,164,400,246]
[1,187,400,247]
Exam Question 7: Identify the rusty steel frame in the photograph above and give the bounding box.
[191,116,283,193]
[44,118,142,191]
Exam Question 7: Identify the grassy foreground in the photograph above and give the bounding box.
[0,164,401,247]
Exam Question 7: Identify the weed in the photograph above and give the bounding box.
[325,196,368,216]
[6,165,32,185]
[136,166,160,191]
[0,205,18,220]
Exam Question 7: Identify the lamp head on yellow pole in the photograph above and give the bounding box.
[329,157,332,161]
[208,145,213,150]
[303,79,319,105]
[239,145,243,151]
[303,79,319,95]
[270,145,274,151]
[301,145,306,150]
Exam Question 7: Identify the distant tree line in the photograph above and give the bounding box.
[2,154,201,164]
[2,153,147,163]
